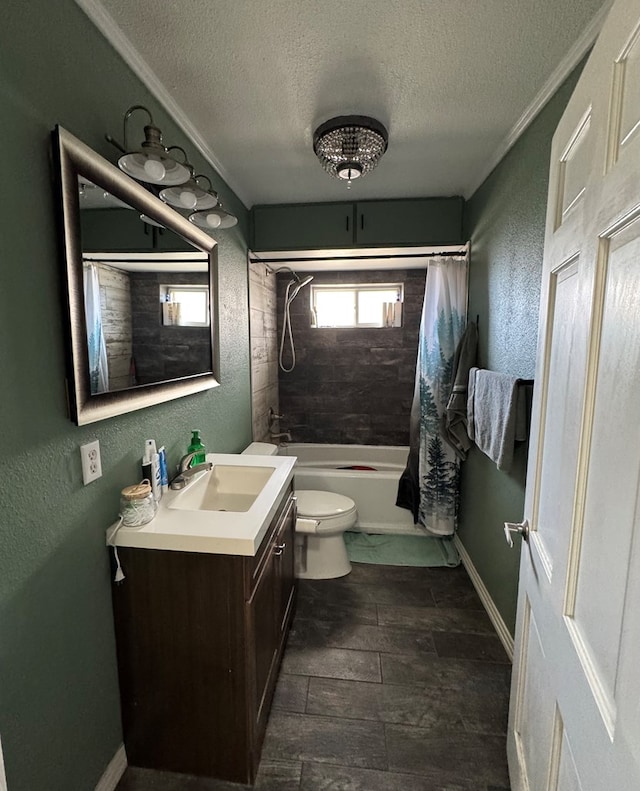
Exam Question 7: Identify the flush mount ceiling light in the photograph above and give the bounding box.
[313,115,388,185]
[115,105,191,186]
[189,201,238,231]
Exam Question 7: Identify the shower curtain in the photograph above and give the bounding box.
[83,263,109,394]
[397,255,468,536]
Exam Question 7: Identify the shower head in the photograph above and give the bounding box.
[287,273,314,302]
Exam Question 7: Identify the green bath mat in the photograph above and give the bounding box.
[344,531,460,568]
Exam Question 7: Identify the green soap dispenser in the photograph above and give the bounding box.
[188,429,206,464]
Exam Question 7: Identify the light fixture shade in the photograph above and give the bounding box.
[313,115,388,181]
[117,106,191,186]
[159,177,219,211]
[189,204,238,231]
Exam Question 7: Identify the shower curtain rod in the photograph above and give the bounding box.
[249,250,466,265]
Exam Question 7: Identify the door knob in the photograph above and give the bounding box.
[504,519,530,548]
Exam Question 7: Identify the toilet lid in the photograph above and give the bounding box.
[296,490,356,518]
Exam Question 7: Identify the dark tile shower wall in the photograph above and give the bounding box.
[130,272,211,385]
[277,269,426,446]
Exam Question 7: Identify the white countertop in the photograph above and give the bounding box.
[107,453,296,556]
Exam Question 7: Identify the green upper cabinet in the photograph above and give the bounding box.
[80,208,196,252]
[355,197,463,246]
[252,202,354,250]
[80,208,154,251]
[251,197,464,250]
[154,225,199,251]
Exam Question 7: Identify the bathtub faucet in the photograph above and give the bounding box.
[268,406,291,442]
[270,431,292,443]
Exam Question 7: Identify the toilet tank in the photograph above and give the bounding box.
[242,442,279,456]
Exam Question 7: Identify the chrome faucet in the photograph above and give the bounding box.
[268,407,291,442]
[270,431,292,442]
[169,451,213,490]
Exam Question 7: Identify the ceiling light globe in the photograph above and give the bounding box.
[206,213,222,228]
[143,157,166,182]
[179,190,198,209]
[337,163,363,181]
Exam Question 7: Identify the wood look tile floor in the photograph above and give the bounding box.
[116,563,512,791]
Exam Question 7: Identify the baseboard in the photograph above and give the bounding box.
[95,744,127,791]
[454,536,514,661]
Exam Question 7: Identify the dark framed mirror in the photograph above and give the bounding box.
[53,126,220,425]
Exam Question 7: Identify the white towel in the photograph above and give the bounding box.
[468,368,523,472]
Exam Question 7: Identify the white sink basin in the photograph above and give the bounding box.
[168,464,275,513]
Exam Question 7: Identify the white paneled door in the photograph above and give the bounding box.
[508,0,640,789]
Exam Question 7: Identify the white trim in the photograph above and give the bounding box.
[94,744,127,791]
[464,1,613,200]
[73,0,250,209]
[454,535,515,661]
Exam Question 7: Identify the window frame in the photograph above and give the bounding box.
[310,282,404,328]
[160,284,211,327]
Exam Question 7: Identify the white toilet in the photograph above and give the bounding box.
[242,443,357,579]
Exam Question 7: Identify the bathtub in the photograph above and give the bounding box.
[278,443,421,536]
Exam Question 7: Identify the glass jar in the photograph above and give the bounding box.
[120,480,156,527]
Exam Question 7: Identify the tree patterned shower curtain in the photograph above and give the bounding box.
[83,263,109,394]
[397,255,468,536]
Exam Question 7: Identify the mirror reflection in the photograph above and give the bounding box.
[78,177,213,396]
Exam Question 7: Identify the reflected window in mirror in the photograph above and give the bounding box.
[160,284,210,327]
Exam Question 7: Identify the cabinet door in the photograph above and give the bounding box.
[80,207,154,251]
[355,197,463,246]
[248,552,278,732]
[275,495,296,641]
[154,225,200,251]
[252,203,354,250]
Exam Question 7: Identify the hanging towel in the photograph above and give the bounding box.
[467,368,526,472]
[442,321,478,459]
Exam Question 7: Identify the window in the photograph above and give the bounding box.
[160,285,210,327]
[311,283,403,328]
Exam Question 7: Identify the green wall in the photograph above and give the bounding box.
[0,2,251,789]
[457,63,586,635]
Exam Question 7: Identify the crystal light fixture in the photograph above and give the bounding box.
[313,115,388,185]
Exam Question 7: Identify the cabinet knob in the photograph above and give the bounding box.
[274,543,286,556]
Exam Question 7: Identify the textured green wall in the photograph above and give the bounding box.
[458,63,586,635]
[0,2,251,789]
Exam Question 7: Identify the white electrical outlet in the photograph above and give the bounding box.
[80,440,102,485]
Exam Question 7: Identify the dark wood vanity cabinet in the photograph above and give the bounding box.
[111,487,296,784]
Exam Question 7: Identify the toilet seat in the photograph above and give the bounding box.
[296,490,357,535]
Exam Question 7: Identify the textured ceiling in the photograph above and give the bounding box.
[82,0,609,208]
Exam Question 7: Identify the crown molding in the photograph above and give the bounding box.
[74,0,251,209]
[464,0,614,200]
